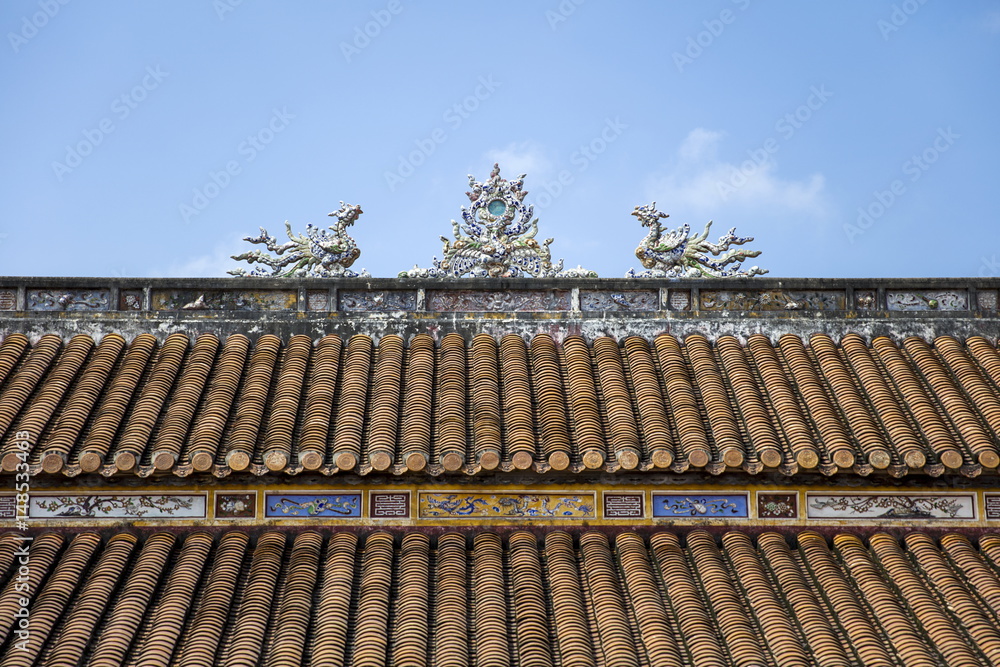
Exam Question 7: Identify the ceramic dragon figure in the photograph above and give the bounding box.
[229,202,370,278]
[626,202,767,278]
[400,163,596,278]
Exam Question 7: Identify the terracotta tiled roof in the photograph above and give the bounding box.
[5,529,1000,665]
[3,332,1000,478]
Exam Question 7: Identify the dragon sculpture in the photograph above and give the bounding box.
[626,202,767,278]
[400,163,596,278]
[229,201,369,278]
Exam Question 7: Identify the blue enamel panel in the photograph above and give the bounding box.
[265,493,361,517]
[652,493,749,518]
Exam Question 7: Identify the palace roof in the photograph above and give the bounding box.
[5,528,1000,666]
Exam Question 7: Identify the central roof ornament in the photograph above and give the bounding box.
[400,163,596,278]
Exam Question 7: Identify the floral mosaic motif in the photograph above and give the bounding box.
[119,290,143,311]
[700,290,846,311]
[626,202,766,278]
[580,290,658,312]
[339,290,418,312]
[152,290,297,311]
[229,202,369,277]
[265,493,361,517]
[399,164,596,278]
[418,492,595,519]
[854,290,877,310]
[215,493,256,519]
[886,291,968,311]
[30,494,204,518]
[757,493,797,519]
[978,290,998,311]
[652,493,749,518]
[428,290,571,312]
[806,494,975,520]
[0,291,15,311]
[28,290,110,311]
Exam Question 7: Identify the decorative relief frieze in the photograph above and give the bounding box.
[668,290,691,311]
[28,289,110,311]
[854,290,876,310]
[886,290,968,311]
[652,492,749,518]
[264,492,361,517]
[215,492,256,519]
[757,492,797,519]
[427,289,571,312]
[580,290,658,312]
[29,494,206,519]
[699,290,846,311]
[339,290,417,312]
[418,492,596,519]
[152,289,297,311]
[806,493,976,520]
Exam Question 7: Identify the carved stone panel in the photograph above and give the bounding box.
[854,290,876,310]
[668,290,691,311]
[580,290,658,312]
[152,290,297,311]
[886,291,968,311]
[427,290,571,312]
[700,290,846,311]
[339,290,417,312]
[28,289,110,311]
[0,290,16,311]
[307,290,329,311]
[119,290,143,311]
[977,290,998,311]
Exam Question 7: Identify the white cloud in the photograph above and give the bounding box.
[984,11,1000,33]
[152,234,248,277]
[645,128,829,218]
[484,142,553,180]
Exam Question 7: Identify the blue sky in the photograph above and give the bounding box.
[2,1,998,279]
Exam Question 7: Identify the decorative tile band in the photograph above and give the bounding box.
[418,492,596,519]
[264,493,361,518]
[29,494,207,519]
[652,492,749,518]
[805,493,976,520]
